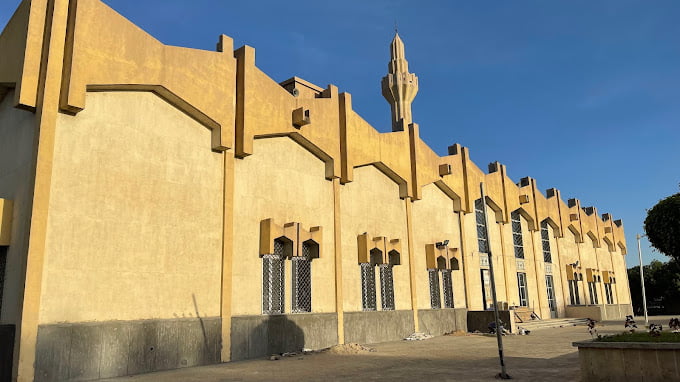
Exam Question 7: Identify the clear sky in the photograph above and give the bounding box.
[2,0,678,266]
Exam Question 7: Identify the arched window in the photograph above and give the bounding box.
[511,211,524,259]
[291,241,314,313]
[540,221,552,263]
[263,239,287,314]
[475,199,489,253]
[428,269,441,309]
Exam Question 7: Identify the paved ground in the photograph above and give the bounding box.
[102,316,672,382]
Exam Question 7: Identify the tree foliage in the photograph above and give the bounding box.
[628,259,680,315]
[644,192,680,260]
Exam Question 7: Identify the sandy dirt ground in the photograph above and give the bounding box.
[101,317,671,382]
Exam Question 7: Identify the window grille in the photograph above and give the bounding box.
[588,281,599,304]
[361,263,377,311]
[428,269,440,309]
[568,279,581,305]
[380,264,395,311]
[262,241,285,314]
[511,211,524,259]
[291,244,312,313]
[517,272,528,307]
[545,275,556,313]
[475,199,489,253]
[481,269,493,310]
[541,221,552,263]
[442,270,454,308]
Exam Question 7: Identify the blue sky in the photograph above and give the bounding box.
[2,1,678,266]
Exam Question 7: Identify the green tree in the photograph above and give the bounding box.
[644,192,680,260]
[628,259,680,315]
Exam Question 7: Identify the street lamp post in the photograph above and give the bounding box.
[636,234,649,326]
[480,183,510,379]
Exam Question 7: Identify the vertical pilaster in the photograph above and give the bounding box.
[16,0,70,380]
[332,178,344,343]
[220,151,235,361]
[405,198,418,331]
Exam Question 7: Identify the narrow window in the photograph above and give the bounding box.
[428,269,441,309]
[262,240,285,315]
[361,263,377,311]
[568,279,576,305]
[291,243,312,313]
[475,199,489,253]
[0,247,6,314]
[545,275,556,315]
[511,211,524,259]
[517,272,529,307]
[379,264,395,310]
[442,269,454,308]
[481,269,493,310]
[540,221,552,263]
[588,281,599,305]
[572,274,581,305]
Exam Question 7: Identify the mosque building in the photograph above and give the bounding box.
[0,1,632,380]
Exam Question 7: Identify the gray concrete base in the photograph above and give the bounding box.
[34,317,221,382]
[565,304,633,321]
[230,313,337,361]
[343,310,414,344]
[417,308,467,335]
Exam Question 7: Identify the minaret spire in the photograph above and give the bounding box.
[382,31,419,131]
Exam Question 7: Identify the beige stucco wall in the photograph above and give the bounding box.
[40,91,224,323]
[411,183,465,310]
[0,90,36,325]
[231,136,335,316]
[339,165,410,312]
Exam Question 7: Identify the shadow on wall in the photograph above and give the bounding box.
[231,314,306,360]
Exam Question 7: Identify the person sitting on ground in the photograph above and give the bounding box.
[488,320,510,335]
[668,317,680,332]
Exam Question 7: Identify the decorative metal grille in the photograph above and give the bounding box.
[262,241,285,314]
[516,259,525,271]
[361,263,377,311]
[291,245,312,313]
[545,263,552,274]
[0,247,6,312]
[541,221,552,263]
[517,272,528,307]
[511,211,524,259]
[475,199,489,253]
[428,269,440,309]
[442,270,454,308]
[380,264,395,311]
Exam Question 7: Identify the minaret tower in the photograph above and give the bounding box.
[381,32,419,131]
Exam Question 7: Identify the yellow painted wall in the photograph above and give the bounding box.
[0,91,36,324]
[40,91,224,323]
[339,165,409,312]
[231,136,335,316]
[411,183,465,309]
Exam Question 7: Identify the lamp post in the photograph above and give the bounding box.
[480,183,510,379]
[636,234,649,326]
